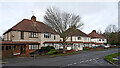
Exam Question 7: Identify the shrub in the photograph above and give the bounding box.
[46,46,55,52]
[41,47,47,52]
[41,46,55,52]
[48,49,58,55]
[84,48,90,50]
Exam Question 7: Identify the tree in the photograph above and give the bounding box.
[103,24,119,44]
[104,24,118,33]
[97,28,102,35]
[44,7,84,53]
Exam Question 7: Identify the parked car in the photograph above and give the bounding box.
[30,46,55,57]
[101,44,110,49]
[111,45,117,46]
[29,49,42,57]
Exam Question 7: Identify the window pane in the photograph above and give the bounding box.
[29,45,32,50]
[2,46,4,50]
[21,32,24,39]
[34,45,38,49]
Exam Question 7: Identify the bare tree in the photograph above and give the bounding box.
[97,28,102,35]
[103,24,119,44]
[44,7,84,53]
[105,24,118,33]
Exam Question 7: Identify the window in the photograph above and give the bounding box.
[102,39,104,41]
[21,31,24,39]
[6,46,11,50]
[29,45,38,50]
[78,37,81,40]
[84,37,87,40]
[29,45,32,50]
[29,32,38,38]
[54,35,56,40]
[78,45,80,47]
[99,39,101,41]
[34,45,38,49]
[44,33,51,38]
[74,36,76,41]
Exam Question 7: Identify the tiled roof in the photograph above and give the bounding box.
[0,41,40,45]
[3,19,57,35]
[62,28,90,37]
[88,30,105,39]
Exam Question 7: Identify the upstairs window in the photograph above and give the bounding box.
[99,39,101,41]
[78,36,81,40]
[21,31,24,39]
[102,39,104,41]
[29,32,38,38]
[84,37,87,40]
[44,33,51,38]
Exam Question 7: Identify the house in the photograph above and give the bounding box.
[1,16,61,57]
[44,28,92,51]
[88,30,107,46]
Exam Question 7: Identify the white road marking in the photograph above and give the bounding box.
[68,64,72,66]
[73,63,77,64]
[96,58,99,60]
[89,59,92,61]
[81,61,84,62]
[66,58,100,66]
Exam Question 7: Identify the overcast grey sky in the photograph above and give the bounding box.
[0,1,118,36]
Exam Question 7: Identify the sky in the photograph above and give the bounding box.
[0,0,119,36]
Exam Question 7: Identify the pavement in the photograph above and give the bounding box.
[2,48,119,67]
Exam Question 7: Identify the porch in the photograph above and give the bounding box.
[0,41,40,58]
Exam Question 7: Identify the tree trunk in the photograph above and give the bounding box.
[63,38,66,54]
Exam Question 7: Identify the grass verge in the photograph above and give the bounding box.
[51,51,79,57]
[105,52,120,62]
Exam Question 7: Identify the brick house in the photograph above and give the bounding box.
[1,16,61,57]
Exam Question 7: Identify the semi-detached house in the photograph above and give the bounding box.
[44,28,92,51]
[1,16,61,57]
[88,30,107,46]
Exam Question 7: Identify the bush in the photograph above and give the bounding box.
[48,49,58,55]
[84,48,90,50]
[46,46,55,52]
[41,46,55,52]
[41,47,47,52]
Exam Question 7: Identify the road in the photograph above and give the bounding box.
[2,48,119,67]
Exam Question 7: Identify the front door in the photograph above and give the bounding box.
[20,45,23,54]
[20,45,26,54]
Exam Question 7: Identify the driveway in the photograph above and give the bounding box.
[2,48,119,67]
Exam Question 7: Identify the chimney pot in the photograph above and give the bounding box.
[31,16,36,22]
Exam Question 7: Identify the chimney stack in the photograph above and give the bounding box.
[31,16,36,22]
[92,30,96,33]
